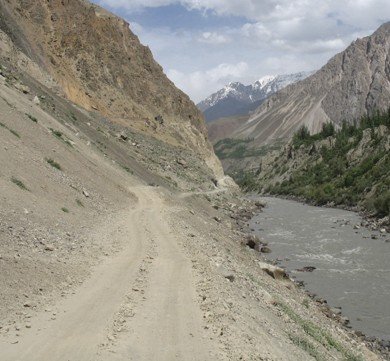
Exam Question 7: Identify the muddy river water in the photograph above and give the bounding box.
[249,197,390,341]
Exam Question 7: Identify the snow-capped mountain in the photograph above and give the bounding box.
[197,71,314,122]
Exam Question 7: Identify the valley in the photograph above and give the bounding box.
[0,0,388,360]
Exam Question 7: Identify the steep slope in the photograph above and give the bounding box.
[0,3,387,359]
[236,112,390,220]
[233,22,390,146]
[0,0,222,176]
[198,72,312,122]
[206,115,249,143]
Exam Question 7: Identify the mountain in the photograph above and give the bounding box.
[232,22,390,146]
[197,72,312,122]
[236,112,390,219]
[0,0,222,176]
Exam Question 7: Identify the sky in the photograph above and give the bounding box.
[92,0,390,103]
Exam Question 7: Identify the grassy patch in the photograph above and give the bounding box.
[214,138,284,160]
[76,199,84,207]
[0,121,20,138]
[50,128,73,147]
[120,164,134,174]
[26,113,38,123]
[277,301,363,360]
[61,207,69,213]
[289,334,324,361]
[50,128,63,138]
[11,177,28,191]
[46,158,62,171]
[68,113,78,123]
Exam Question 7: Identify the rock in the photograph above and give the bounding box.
[380,228,386,234]
[244,235,260,250]
[82,190,90,198]
[255,200,266,208]
[154,115,164,125]
[217,265,235,282]
[330,307,342,315]
[44,244,55,251]
[14,83,30,94]
[371,234,379,239]
[176,159,188,168]
[353,225,360,229]
[213,216,221,223]
[119,132,128,141]
[33,95,40,105]
[260,246,272,254]
[258,262,287,280]
[296,266,316,272]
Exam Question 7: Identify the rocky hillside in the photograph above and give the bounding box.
[198,72,312,122]
[0,0,222,176]
[232,22,390,146]
[236,112,390,221]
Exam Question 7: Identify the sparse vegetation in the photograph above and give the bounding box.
[46,158,62,170]
[0,121,20,138]
[214,138,284,159]
[9,129,20,138]
[237,110,390,218]
[120,164,133,174]
[11,177,28,191]
[50,128,73,147]
[26,113,38,123]
[277,301,363,361]
[50,128,63,138]
[61,207,69,213]
[289,334,324,361]
[76,199,84,207]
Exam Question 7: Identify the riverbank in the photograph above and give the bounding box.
[258,192,389,231]
[249,196,390,358]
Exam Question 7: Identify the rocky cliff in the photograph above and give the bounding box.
[0,0,222,176]
[235,113,390,220]
[232,22,390,146]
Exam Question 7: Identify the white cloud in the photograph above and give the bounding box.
[97,0,390,29]
[94,0,390,101]
[198,32,231,44]
[167,62,248,102]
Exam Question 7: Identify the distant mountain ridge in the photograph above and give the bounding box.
[232,22,390,146]
[197,71,313,122]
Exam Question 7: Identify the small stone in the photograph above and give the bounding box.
[82,190,90,198]
[33,96,40,105]
[380,228,386,234]
[44,245,55,251]
[25,323,31,329]
[176,159,188,168]
[260,246,272,254]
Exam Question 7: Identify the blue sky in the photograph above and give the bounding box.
[93,0,390,103]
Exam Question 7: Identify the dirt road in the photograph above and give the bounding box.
[0,186,216,361]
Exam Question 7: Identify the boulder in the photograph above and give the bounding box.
[258,262,287,280]
[296,266,316,272]
[260,246,272,254]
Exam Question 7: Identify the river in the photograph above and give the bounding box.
[249,197,390,342]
